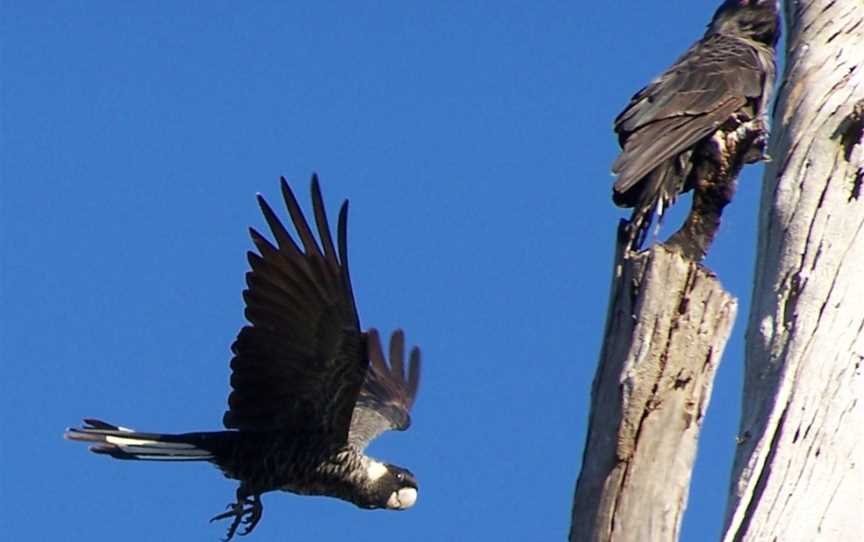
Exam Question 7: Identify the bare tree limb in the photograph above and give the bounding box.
[570,235,737,542]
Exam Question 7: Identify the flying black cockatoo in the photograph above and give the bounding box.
[66,176,422,540]
[611,0,780,251]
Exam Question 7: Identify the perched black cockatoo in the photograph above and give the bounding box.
[612,0,780,250]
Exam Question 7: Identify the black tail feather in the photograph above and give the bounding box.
[65,419,230,462]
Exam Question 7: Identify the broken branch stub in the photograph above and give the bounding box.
[570,239,737,542]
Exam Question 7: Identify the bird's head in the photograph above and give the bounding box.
[708,0,780,47]
[362,460,418,510]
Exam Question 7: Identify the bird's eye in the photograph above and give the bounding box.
[396,473,404,481]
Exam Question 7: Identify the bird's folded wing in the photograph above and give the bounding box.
[613,34,766,195]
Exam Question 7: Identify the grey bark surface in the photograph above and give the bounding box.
[570,239,737,542]
[722,2,864,540]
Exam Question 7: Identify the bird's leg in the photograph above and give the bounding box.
[210,491,264,541]
[666,112,769,261]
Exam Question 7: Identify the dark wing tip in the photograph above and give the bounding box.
[256,193,300,254]
[362,328,422,401]
[336,198,358,326]
[278,177,297,213]
[389,329,406,377]
[309,174,339,265]
[255,193,269,212]
[279,176,322,257]
[337,200,350,254]
[407,346,421,402]
[367,328,387,372]
[248,227,274,251]
[384,330,421,407]
[309,174,323,205]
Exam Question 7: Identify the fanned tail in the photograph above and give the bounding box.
[64,419,224,461]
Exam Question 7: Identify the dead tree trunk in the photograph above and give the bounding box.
[569,236,737,542]
[722,2,864,540]
[569,4,774,534]
[569,7,776,537]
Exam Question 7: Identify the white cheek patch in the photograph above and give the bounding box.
[366,460,388,481]
[387,487,418,510]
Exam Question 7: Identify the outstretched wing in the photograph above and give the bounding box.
[223,175,365,441]
[612,33,767,203]
[348,329,421,450]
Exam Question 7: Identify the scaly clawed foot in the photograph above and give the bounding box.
[210,494,263,540]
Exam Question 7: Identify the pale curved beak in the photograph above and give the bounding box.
[386,487,418,510]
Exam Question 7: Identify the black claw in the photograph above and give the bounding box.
[209,508,236,523]
[210,495,263,541]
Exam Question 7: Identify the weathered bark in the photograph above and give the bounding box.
[722,2,864,540]
[570,234,737,542]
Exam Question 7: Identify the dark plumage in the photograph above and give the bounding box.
[66,176,421,540]
[612,0,779,249]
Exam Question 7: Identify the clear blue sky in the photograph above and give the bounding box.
[2,2,770,540]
